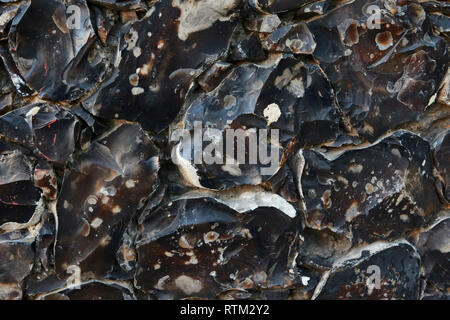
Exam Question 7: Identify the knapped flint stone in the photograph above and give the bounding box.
[263,23,316,55]
[298,228,352,270]
[249,0,310,14]
[0,238,34,299]
[0,149,41,227]
[0,61,14,96]
[134,197,299,299]
[33,209,57,273]
[173,54,347,190]
[40,281,135,300]
[418,218,450,298]
[308,0,448,142]
[295,0,329,19]
[0,105,35,148]
[91,5,114,46]
[31,105,81,163]
[33,160,57,200]
[0,0,447,301]
[253,56,347,148]
[25,270,136,300]
[9,0,106,101]
[0,104,81,163]
[197,61,233,93]
[87,0,144,11]
[300,131,440,241]
[55,123,160,279]
[433,130,450,203]
[314,241,422,300]
[0,42,33,96]
[0,2,20,35]
[83,0,241,132]
[25,273,67,298]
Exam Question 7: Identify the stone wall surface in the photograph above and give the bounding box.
[0,0,448,300]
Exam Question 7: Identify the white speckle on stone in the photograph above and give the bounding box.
[263,103,281,125]
[125,179,136,188]
[132,87,144,95]
[112,205,121,214]
[90,217,103,228]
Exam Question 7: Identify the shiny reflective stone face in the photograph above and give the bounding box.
[0,0,448,300]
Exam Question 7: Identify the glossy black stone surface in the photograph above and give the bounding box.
[0,0,448,300]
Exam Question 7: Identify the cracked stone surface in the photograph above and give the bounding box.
[0,0,448,300]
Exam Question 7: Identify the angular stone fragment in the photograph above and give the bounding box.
[9,0,106,101]
[0,104,81,163]
[84,0,240,132]
[313,241,421,300]
[33,210,57,273]
[197,61,233,93]
[32,105,81,163]
[244,13,281,33]
[300,131,440,241]
[134,197,299,299]
[228,33,266,62]
[418,218,450,299]
[55,123,160,279]
[0,62,14,96]
[254,56,347,148]
[0,238,34,299]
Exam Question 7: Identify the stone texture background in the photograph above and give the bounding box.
[0,0,448,300]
